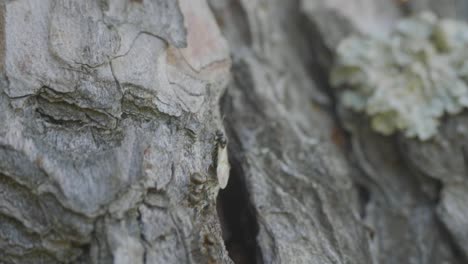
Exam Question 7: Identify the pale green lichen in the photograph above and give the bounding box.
[331,12,468,140]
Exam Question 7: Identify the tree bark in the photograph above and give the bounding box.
[0,0,467,263]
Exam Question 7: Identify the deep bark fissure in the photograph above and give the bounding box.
[216,144,262,264]
[299,15,334,105]
[356,183,371,219]
[298,7,377,225]
[296,10,355,155]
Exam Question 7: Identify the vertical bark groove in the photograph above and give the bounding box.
[216,155,262,264]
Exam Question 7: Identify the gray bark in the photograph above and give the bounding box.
[0,0,467,263]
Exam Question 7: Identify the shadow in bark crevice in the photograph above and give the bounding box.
[216,142,262,264]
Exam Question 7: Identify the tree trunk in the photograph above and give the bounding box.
[0,0,467,263]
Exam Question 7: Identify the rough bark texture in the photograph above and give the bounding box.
[0,0,467,263]
[1,0,231,263]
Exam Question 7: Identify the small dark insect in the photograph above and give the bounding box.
[215,129,227,148]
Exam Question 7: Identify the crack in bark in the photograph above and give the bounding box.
[216,133,263,264]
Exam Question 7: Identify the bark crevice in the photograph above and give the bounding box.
[216,142,262,264]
